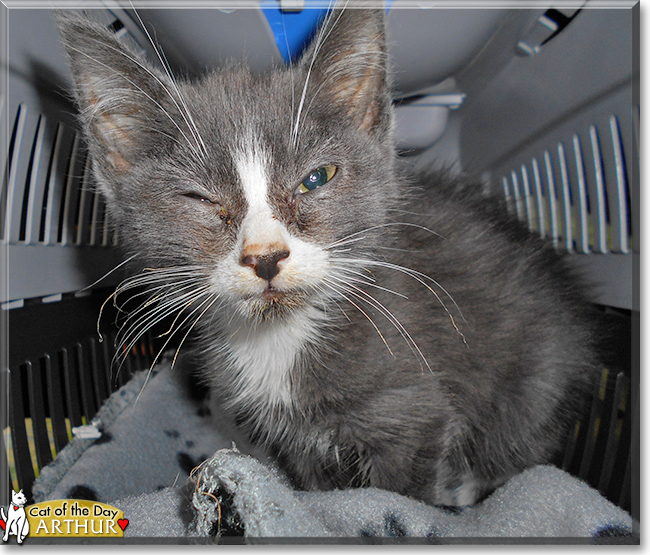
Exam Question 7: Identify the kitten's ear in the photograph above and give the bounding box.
[55,11,176,173]
[298,8,391,134]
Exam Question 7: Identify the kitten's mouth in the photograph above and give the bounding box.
[261,286,285,301]
[242,286,308,320]
[242,285,287,301]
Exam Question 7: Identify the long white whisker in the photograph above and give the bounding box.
[78,253,137,293]
[114,284,210,364]
[338,257,468,346]
[113,121,200,153]
[170,295,225,369]
[330,264,376,283]
[106,266,212,375]
[292,1,347,148]
[111,267,208,297]
[325,222,444,251]
[115,273,208,306]
[300,49,385,130]
[322,278,395,357]
[329,266,409,300]
[324,276,426,366]
[96,266,203,342]
[312,282,350,318]
[371,261,466,326]
[108,274,206,323]
[116,286,203,349]
[339,281,430,372]
[66,43,205,163]
[134,292,217,404]
[117,266,206,284]
[127,4,209,158]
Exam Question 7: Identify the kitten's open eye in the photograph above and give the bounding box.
[296,165,337,194]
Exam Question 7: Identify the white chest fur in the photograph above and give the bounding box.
[222,305,327,409]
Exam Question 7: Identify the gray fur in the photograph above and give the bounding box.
[56,8,598,506]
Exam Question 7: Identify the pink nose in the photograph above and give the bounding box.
[240,249,290,281]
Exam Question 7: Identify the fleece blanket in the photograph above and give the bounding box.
[32,357,637,544]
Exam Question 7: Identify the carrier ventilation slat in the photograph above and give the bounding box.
[587,124,608,253]
[42,354,69,454]
[1,103,118,249]
[597,372,629,493]
[530,157,545,235]
[498,108,636,254]
[25,360,53,471]
[60,347,83,429]
[631,105,639,246]
[5,329,157,501]
[7,367,35,500]
[2,104,27,243]
[562,366,633,512]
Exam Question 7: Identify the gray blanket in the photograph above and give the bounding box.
[33,358,637,544]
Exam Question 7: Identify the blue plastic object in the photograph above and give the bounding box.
[260,2,331,64]
[260,1,394,64]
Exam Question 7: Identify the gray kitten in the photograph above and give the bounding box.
[56,8,598,506]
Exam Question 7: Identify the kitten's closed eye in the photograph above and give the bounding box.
[182,192,217,204]
[182,192,232,224]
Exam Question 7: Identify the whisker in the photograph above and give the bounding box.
[103,272,207,329]
[134,292,217,404]
[312,282,351,321]
[323,278,397,360]
[78,253,137,294]
[329,264,376,283]
[171,295,224,369]
[324,276,430,370]
[300,50,385,129]
[324,222,445,250]
[120,288,198,347]
[65,43,206,163]
[101,265,212,377]
[114,284,210,366]
[329,265,408,300]
[336,257,468,346]
[111,266,208,295]
[292,1,346,148]
[128,4,209,158]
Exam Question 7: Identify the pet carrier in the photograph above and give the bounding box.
[0,0,638,540]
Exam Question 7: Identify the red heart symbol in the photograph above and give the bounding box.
[0,519,5,531]
[117,518,129,531]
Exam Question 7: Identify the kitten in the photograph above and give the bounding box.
[56,7,599,506]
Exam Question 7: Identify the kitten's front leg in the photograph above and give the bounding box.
[285,386,456,501]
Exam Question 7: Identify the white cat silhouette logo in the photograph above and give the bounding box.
[1,489,30,544]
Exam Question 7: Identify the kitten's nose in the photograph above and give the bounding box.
[241,249,290,282]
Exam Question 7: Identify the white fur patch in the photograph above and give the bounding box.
[234,139,287,249]
[210,137,331,300]
[235,142,270,214]
[207,136,335,408]
[454,476,480,506]
[223,305,326,407]
[433,473,481,506]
